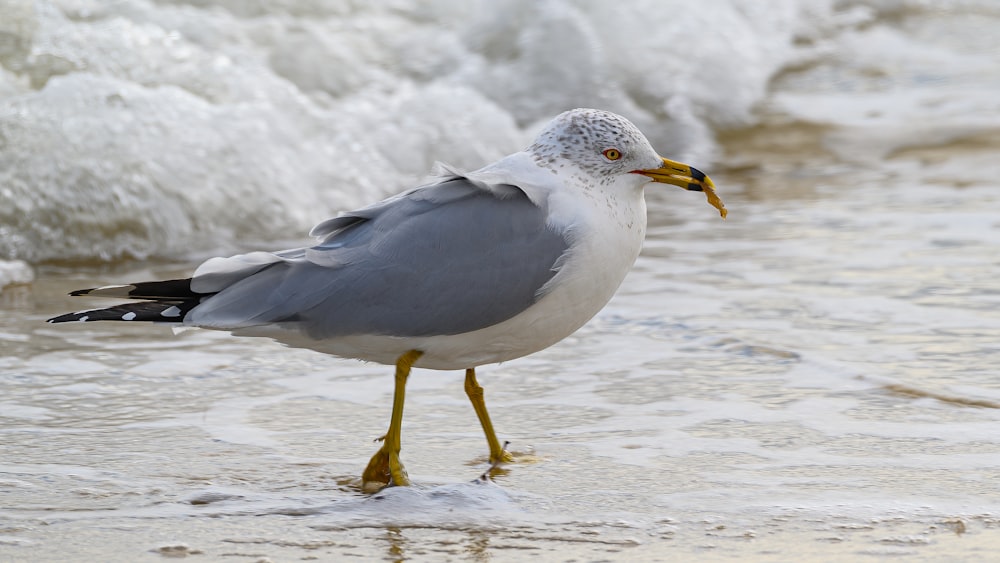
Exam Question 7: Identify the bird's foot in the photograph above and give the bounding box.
[471,444,542,468]
[477,441,513,481]
[361,445,409,493]
[491,448,515,464]
[478,447,547,482]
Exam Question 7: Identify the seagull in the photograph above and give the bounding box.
[48,108,726,491]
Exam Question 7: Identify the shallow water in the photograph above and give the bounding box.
[4,1,1000,561]
[5,139,1000,560]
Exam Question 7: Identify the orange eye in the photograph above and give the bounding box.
[602,148,622,161]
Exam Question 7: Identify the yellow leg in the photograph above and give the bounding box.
[464,368,513,464]
[362,350,423,492]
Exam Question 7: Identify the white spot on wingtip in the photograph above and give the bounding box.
[78,315,89,322]
[121,312,137,321]
[160,306,182,318]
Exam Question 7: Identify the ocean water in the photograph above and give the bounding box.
[3,1,1000,561]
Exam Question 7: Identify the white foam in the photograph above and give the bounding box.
[0,0,839,263]
[0,260,33,291]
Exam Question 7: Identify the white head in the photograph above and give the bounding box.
[527,109,726,217]
[528,109,661,187]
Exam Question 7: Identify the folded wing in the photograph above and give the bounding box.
[185,175,569,338]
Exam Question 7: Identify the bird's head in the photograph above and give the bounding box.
[528,108,726,218]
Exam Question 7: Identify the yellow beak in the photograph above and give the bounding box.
[634,157,727,218]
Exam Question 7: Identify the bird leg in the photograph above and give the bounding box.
[362,349,423,492]
[465,368,513,464]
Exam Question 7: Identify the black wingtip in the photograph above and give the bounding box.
[47,311,94,323]
[69,288,96,297]
[47,300,200,324]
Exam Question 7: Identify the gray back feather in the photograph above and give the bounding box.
[187,176,569,338]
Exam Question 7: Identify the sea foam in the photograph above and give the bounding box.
[0,0,837,262]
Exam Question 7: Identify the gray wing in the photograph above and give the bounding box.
[186,176,570,338]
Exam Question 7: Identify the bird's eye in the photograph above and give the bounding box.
[602,148,622,161]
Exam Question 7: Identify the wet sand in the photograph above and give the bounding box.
[4,115,1000,561]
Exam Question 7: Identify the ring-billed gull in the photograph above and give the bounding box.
[48,108,726,491]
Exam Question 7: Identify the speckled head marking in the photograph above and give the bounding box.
[527,108,661,186]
